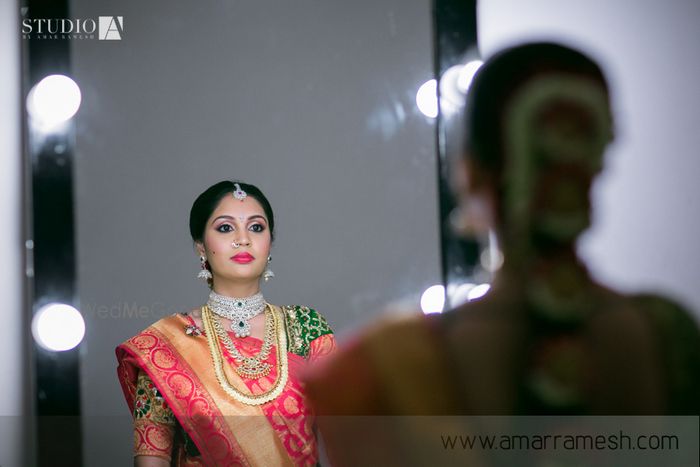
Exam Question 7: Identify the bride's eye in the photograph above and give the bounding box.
[217,224,234,233]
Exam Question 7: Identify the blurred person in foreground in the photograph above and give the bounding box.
[305,42,700,466]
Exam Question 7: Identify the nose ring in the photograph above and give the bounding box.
[232,241,241,248]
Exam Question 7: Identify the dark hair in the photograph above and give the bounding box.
[189,181,275,244]
[464,42,609,174]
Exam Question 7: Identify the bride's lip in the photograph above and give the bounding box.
[231,253,254,263]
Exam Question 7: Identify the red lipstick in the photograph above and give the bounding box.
[231,253,255,264]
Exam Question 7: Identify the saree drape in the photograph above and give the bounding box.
[117,305,335,466]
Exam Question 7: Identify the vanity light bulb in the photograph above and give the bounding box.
[421,284,445,314]
[457,60,484,93]
[32,303,85,351]
[467,283,491,301]
[416,79,438,118]
[27,74,82,127]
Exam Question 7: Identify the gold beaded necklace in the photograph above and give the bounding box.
[211,304,276,379]
[201,304,288,405]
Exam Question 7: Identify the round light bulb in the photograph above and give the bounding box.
[27,74,82,127]
[457,60,484,93]
[415,79,438,118]
[420,284,445,314]
[467,283,491,301]
[451,283,476,306]
[32,303,85,352]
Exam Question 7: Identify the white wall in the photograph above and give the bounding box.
[0,0,26,466]
[479,0,700,320]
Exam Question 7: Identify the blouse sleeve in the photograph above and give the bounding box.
[284,305,335,359]
[132,370,177,461]
[308,333,337,364]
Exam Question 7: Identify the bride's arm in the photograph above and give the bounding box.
[132,371,177,465]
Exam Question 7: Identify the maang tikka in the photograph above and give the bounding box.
[198,255,212,281]
[232,183,247,201]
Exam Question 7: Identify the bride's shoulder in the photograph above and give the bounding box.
[180,306,202,319]
[278,305,331,327]
[277,305,333,357]
[120,309,194,343]
[132,308,201,333]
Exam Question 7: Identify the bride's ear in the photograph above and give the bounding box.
[194,241,206,257]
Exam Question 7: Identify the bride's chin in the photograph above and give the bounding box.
[216,272,262,282]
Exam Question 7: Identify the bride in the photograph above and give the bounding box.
[116,180,336,466]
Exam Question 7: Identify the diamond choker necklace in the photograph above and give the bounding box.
[206,290,265,338]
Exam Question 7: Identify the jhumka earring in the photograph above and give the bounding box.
[197,255,212,281]
[263,255,275,282]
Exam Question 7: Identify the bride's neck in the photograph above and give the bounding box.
[211,281,261,298]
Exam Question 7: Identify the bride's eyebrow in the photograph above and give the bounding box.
[211,214,267,224]
[211,215,233,224]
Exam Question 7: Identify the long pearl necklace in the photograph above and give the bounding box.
[207,290,265,338]
[201,304,288,405]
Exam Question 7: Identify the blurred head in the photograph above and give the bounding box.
[455,42,614,250]
[189,181,275,288]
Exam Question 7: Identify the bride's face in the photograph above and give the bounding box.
[199,194,272,284]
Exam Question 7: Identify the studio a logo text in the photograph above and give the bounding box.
[22,16,124,40]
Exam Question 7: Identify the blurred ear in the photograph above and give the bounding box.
[450,154,496,236]
[467,158,495,193]
[194,241,206,257]
[449,156,470,200]
[454,153,493,197]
